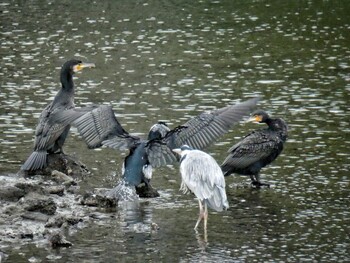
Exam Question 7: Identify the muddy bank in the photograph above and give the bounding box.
[0,154,118,252]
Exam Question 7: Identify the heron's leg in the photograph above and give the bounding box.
[194,199,204,230]
[203,202,208,233]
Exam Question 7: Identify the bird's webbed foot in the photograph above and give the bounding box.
[251,181,270,188]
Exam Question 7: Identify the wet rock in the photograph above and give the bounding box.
[22,196,57,215]
[51,170,75,186]
[48,231,73,248]
[45,215,82,228]
[20,232,34,239]
[21,212,50,222]
[136,183,160,198]
[0,185,25,202]
[46,185,65,196]
[81,188,118,208]
[21,153,90,179]
[15,181,45,195]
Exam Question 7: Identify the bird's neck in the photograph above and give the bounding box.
[266,118,274,128]
[53,72,74,106]
[60,71,74,93]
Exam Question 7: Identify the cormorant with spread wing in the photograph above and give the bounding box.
[73,97,259,198]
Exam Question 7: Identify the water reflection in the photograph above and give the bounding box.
[1,0,350,262]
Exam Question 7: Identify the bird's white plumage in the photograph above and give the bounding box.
[179,149,229,212]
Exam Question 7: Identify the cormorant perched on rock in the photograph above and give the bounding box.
[73,97,259,198]
[221,110,288,188]
[21,59,95,172]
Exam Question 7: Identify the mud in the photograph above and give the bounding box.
[0,154,117,250]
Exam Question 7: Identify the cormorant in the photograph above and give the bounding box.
[221,110,288,188]
[21,59,95,171]
[73,97,259,195]
[173,145,228,234]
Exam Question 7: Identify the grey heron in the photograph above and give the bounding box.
[173,145,229,232]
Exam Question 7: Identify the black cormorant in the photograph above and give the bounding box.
[73,98,259,195]
[221,110,288,188]
[21,59,95,171]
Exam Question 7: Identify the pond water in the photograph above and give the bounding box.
[0,0,349,262]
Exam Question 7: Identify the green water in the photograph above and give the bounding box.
[0,0,349,262]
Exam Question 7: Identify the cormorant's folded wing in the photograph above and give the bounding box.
[221,130,282,169]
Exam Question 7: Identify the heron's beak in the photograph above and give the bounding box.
[246,115,262,123]
[172,148,182,155]
[73,62,96,73]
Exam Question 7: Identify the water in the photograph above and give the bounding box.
[1,0,349,262]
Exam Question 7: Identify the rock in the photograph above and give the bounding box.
[136,183,160,198]
[15,181,45,195]
[0,185,25,202]
[21,153,90,179]
[48,231,73,248]
[46,185,65,196]
[21,212,50,222]
[45,215,82,228]
[51,170,75,186]
[20,232,34,239]
[81,188,118,208]
[22,196,57,215]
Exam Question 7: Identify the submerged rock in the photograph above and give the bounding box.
[48,231,73,248]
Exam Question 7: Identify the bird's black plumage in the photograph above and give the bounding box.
[21,59,95,171]
[221,110,288,187]
[73,98,260,189]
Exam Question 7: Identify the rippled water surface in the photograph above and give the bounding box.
[1,0,349,262]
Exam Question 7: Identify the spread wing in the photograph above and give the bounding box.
[145,140,178,167]
[221,129,283,170]
[147,97,260,167]
[72,105,140,149]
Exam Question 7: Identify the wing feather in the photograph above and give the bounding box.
[72,105,140,149]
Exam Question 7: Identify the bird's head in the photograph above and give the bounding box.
[148,121,170,140]
[172,145,193,156]
[247,110,270,124]
[62,59,96,75]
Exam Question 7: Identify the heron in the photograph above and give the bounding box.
[21,59,95,172]
[221,110,288,187]
[173,145,229,233]
[72,97,260,198]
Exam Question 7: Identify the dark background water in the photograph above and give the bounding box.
[0,0,349,262]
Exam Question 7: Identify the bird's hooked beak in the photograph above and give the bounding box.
[246,115,262,123]
[172,148,182,155]
[73,62,96,73]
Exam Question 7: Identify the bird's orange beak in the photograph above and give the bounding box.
[246,115,262,123]
[73,62,96,73]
